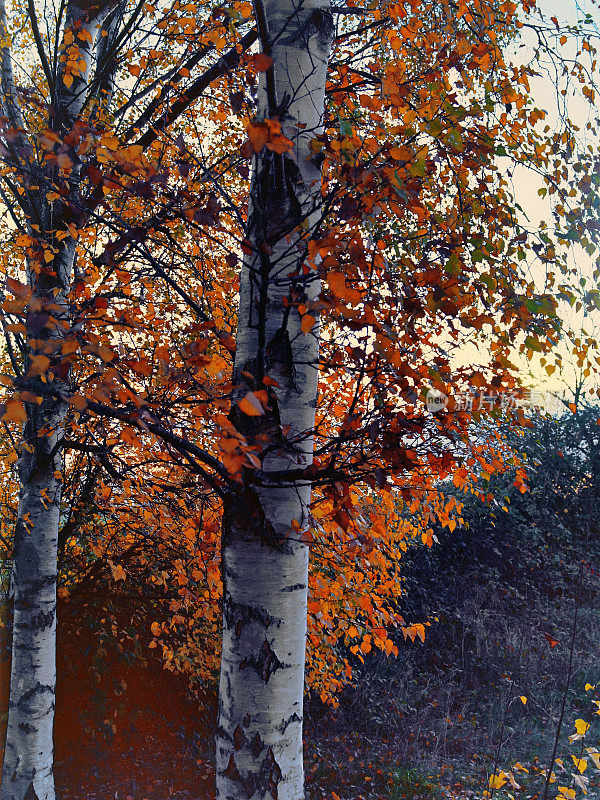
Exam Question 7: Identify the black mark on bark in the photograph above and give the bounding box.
[233,724,246,751]
[259,747,282,800]
[224,599,272,639]
[18,722,37,734]
[277,711,302,733]
[240,639,283,683]
[17,682,54,712]
[26,609,55,632]
[24,782,41,800]
[222,754,242,785]
[311,8,334,49]
[250,732,264,758]
[281,583,305,593]
[216,724,231,743]
[242,772,255,799]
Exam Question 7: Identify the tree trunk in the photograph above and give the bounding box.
[216,2,333,798]
[0,1,117,794]
[1,406,64,800]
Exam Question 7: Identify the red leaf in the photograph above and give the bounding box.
[251,53,274,71]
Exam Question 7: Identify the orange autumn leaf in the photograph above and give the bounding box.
[29,355,51,376]
[301,314,316,334]
[69,394,87,411]
[238,392,265,416]
[247,122,269,153]
[327,272,362,304]
[3,399,26,422]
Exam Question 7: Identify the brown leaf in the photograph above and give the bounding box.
[3,399,26,422]
[251,53,274,71]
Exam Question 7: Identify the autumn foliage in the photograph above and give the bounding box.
[0,0,597,708]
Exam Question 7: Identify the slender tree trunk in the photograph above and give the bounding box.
[0,1,117,794]
[1,406,64,800]
[216,2,333,798]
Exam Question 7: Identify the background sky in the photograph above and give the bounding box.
[507,0,600,400]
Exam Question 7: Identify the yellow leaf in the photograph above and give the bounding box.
[586,749,600,769]
[63,73,73,88]
[100,134,120,151]
[414,623,425,643]
[520,696,527,705]
[150,621,161,636]
[572,756,587,773]
[110,563,126,581]
[489,773,507,789]
[585,684,595,692]
[575,719,590,735]
[558,787,576,799]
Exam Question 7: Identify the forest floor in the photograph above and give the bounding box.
[47,605,600,800]
[3,512,600,800]
[45,621,469,800]
[46,526,600,800]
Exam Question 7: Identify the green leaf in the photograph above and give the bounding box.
[339,119,352,137]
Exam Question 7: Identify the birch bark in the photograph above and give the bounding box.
[216,2,333,798]
[0,3,117,797]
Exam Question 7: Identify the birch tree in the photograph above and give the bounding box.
[0,0,123,796]
[215,2,333,798]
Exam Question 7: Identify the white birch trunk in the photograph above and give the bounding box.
[1,418,63,800]
[0,4,116,796]
[216,2,333,798]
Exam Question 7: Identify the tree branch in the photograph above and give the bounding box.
[134,27,258,150]
[27,0,54,94]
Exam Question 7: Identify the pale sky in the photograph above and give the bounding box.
[507,0,600,400]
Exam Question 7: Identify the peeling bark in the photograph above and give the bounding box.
[216,1,333,798]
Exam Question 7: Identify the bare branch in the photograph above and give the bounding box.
[27,0,54,93]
